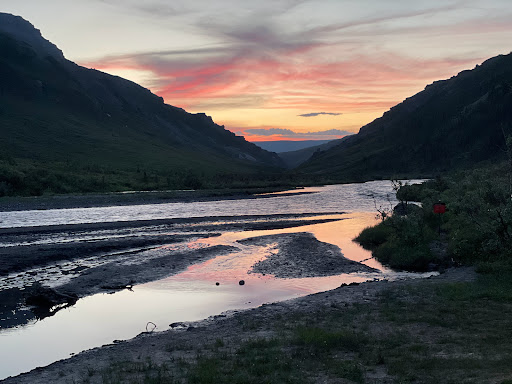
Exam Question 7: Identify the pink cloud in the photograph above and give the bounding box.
[79,9,503,138]
[83,47,482,116]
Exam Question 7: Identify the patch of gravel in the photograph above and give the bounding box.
[241,232,377,278]
[0,267,477,384]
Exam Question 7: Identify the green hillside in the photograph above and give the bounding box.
[298,53,512,181]
[0,13,284,196]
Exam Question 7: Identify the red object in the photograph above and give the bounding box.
[433,203,446,214]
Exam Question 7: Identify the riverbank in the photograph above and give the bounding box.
[4,266,511,384]
[0,187,312,212]
[0,212,352,329]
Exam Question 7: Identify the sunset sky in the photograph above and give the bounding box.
[2,0,512,141]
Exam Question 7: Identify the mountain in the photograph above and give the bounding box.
[278,138,349,168]
[254,140,332,153]
[0,13,284,195]
[298,53,512,181]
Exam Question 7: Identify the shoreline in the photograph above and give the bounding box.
[0,213,350,330]
[0,188,315,213]
[0,267,478,383]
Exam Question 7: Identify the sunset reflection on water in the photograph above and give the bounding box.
[0,181,433,380]
[142,211,382,302]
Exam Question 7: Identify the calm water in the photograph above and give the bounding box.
[0,180,430,380]
[0,181,407,228]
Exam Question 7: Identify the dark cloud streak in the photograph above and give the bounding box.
[308,4,463,35]
[298,112,342,117]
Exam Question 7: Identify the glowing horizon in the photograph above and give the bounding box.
[2,1,512,141]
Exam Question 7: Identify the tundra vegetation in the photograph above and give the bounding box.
[72,162,512,384]
[356,161,512,273]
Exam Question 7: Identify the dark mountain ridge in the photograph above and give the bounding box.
[254,140,332,153]
[0,13,283,195]
[278,138,349,168]
[0,13,64,59]
[299,53,512,180]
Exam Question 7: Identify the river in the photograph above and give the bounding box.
[0,180,430,380]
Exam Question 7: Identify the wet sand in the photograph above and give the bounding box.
[0,213,350,329]
[0,267,476,384]
[0,189,315,212]
[243,232,377,277]
[0,213,345,272]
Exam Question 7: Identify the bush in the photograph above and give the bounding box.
[373,240,435,271]
[356,163,512,272]
[355,224,394,249]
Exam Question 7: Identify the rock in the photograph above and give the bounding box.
[170,322,186,328]
[100,280,135,291]
[239,280,245,286]
[24,282,77,320]
[25,294,55,309]
[215,282,220,286]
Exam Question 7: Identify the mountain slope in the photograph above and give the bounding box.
[0,13,283,195]
[278,138,350,168]
[298,53,512,180]
[254,140,332,153]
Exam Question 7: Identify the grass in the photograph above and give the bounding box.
[48,168,512,383]
[91,270,512,384]
[0,156,302,196]
[100,359,177,384]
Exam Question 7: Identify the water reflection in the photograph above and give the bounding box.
[0,213,380,380]
[0,180,429,380]
[0,180,422,228]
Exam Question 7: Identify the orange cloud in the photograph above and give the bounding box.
[79,9,504,140]
[84,51,480,114]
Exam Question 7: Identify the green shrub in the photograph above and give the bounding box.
[356,163,512,271]
[355,224,394,249]
[373,241,434,271]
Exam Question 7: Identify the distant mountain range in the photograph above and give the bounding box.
[2,13,511,195]
[0,13,283,195]
[277,139,348,168]
[254,140,333,153]
[298,52,512,181]
[254,139,356,168]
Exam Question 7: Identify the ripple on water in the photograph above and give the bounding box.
[0,180,429,380]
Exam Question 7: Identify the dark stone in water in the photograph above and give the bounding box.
[24,282,77,320]
[25,294,55,309]
[239,280,245,286]
[215,282,220,286]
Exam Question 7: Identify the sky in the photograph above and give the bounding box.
[1,0,512,141]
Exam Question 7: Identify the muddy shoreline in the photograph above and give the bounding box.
[0,212,346,274]
[0,188,315,212]
[0,212,352,330]
[243,232,377,277]
[0,267,476,383]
